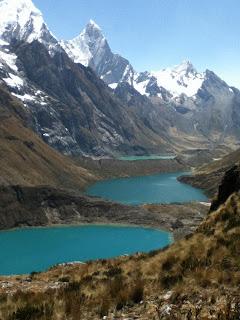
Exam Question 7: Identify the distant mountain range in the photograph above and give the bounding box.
[0,0,240,156]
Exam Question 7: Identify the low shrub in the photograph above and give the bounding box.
[181,254,200,272]
[58,276,70,283]
[105,266,122,278]
[162,256,178,271]
[130,280,144,303]
[10,305,44,320]
[64,281,81,292]
[161,273,183,289]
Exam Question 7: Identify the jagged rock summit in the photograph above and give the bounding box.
[61,19,135,87]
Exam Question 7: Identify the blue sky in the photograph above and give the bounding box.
[34,0,240,88]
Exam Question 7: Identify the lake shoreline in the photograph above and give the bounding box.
[74,155,188,192]
[0,158,210,277]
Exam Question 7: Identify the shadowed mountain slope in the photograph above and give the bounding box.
[0,84,94,189]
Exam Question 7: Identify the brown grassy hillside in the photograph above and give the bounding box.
[0,85,95,189]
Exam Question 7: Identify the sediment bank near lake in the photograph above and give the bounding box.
[0,185,209,240]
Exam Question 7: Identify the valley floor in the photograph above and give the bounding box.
[0,149,233,320]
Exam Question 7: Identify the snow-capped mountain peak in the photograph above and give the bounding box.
[61,20,135,85]
[172,60,195,74]
[61,19,205,99]
[87,19,101,31]
[0,0,58,53]
[148,60,204,98]
[82,19,104,41]
[61,19,110,68]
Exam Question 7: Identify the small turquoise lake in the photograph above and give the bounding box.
[118,155,176,161]
[86,171,208,205]
[0,225,171,275]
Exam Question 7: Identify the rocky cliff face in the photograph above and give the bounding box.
[1,37,172,156]
[210,164,240,211]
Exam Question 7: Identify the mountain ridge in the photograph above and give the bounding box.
[0,0,240,157]
[62,18,240,151]
[0,0,173,156]
[62,19,239,101]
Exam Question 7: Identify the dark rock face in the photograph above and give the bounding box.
[115,82,195,141]
[114,69,240,151]
[0,85,96,190]
[94,53,134,86]
[191,71,237,135]
[211,165,240,211]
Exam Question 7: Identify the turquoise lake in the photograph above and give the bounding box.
[0,225,171,275]
[86,171,208,205]
[118,155,176,161]
[1,171,208,275]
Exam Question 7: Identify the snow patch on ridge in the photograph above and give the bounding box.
[88,19,101,30]
[134,79,150,96]
[3,73,24,88]
[60,39,92,66]
[0,49,18,72]
[109,83,118,89]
